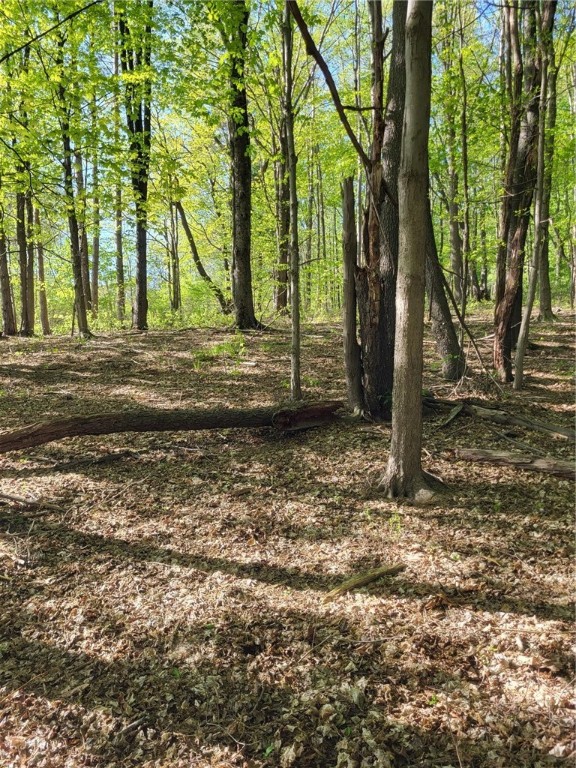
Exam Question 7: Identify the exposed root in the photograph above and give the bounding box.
[379,470,445,505]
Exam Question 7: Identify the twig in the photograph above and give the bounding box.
[324,563,406,602]
[0,492,65,513]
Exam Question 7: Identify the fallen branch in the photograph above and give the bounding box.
[452,448,575,480]
[427,397,575,441]
[0,492,66,513]
[0,401,343,454]
[324,563,406,602]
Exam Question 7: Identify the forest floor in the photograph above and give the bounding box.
[0,309,574,768]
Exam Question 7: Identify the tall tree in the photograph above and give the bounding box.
[493,1,556,381]
[381,0,434,501]
[281,4,302,400]
[118,0,153,330]
[214,0,260,329]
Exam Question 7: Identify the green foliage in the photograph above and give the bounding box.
[0,0,573,335]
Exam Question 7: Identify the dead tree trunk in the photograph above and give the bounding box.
[0,401,343,454]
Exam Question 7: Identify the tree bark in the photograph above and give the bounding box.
[16,190,32,336]
[119,2,153,331]
[0,180,16,335]
[56,36,90,338]
[0,401,343,455]
[453,448,574,480]
[494,2,556,381]
[274,123,290,312]
[381,0,434,502]
[342,177,363,413]
[34,208,51,336]
[226,0,259,330]
[282,5,301,401]
[74,150,92,311]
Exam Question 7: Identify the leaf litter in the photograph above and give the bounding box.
[0,314,574,767]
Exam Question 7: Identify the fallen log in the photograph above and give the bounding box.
[452,448,575,480]
[426,396,575,441]
[0,401,343,454]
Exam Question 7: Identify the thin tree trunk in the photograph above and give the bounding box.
[25,190,35,333]
[16,191,31,335]
[538,44,558,320]
[282,5,301,400]
[0,179,17,335]
[274,125,289,312]
[91,148,100,316]
[342,177,363,412]
[114,49,126,323]
[175,201,231,314]
[55,36,90,337]
[34,208,51,336]
[75,150,92,311]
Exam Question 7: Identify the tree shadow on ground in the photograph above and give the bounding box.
[0,601,567,768]
[2,512,571,624]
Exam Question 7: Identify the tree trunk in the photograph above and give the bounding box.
[538,42,558,321]
[227,0,259,330]
[175,201,231,314]
[354,0,395,419]
[114,50,126,324]
[381,0,434,502]
[25,190,35,334]
[425,205,464,380]
[282,6,301,400]
[494,3,555,381]
[342,177,363,413]
[119,3,153,331]
[274,124,289,312]
[16,190,32,336]
[514,12,552,390]
[0,182,16,335]
[55,36,90,338]
[0,401,343,455]
[74,150,92,311]
[91,150,100,316]
[35,208,51,336]
[168,202,181,312]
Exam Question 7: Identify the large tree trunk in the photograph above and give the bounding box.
[354,0,392,420]
[227,0,259,330]
[119,2,153,331]
[381,0,434,502]
[494,3,555,381]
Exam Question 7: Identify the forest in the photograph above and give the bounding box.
[0,1,575,766]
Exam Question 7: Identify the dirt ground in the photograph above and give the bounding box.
[0,312,574,767]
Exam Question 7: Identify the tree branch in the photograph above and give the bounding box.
[287,0,372,171]
[0,0,106,65]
